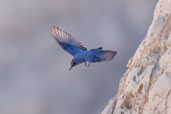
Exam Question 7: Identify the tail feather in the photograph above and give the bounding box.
[100,51,117,61]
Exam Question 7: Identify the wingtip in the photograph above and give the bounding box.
[50,26,56,35]
[50,26,56,31]
[50,26,67,37]
[50,26,61,32]
[50,26,61,39]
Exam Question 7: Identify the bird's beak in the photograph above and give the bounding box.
[69,66,73,71]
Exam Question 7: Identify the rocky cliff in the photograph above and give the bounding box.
[102,0,171,114]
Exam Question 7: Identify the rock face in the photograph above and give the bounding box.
[102,0,171,114]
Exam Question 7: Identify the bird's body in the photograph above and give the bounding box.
[72,48,102,65]
[74,48,114,63]
[50,26,117,70]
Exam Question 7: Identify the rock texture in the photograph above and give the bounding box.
[102,0,171,114]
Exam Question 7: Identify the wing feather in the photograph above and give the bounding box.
[50,26,87,56]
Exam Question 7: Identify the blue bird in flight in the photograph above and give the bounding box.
[50,26,117,71]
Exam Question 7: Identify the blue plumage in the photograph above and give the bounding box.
[60,42,85,56]
[50,26,117,70]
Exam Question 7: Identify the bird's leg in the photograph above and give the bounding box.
[84,61,87,67]
[84,62,90,67]
[87,62,90,67]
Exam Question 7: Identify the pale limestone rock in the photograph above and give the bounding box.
[102,0,171,114]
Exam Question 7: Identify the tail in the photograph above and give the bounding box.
[91,50,117,62]
[99,50,117,61]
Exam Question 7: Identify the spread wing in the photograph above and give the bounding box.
[90,49,117,62]
[50,26,87,56]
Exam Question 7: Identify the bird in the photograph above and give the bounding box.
[50,26,117,71]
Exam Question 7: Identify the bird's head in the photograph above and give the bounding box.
[69,60,76,71]
[69,58,84,71]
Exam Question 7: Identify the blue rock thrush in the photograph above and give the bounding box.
[50,26,117,71]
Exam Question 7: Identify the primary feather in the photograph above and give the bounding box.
[50,26,87,56]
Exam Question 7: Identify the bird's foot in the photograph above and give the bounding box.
[84,62,90,67]
[84,62,87,66]
[87,62,90,67]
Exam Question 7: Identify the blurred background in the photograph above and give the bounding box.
[0,0,158,114]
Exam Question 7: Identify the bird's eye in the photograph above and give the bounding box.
[73,62,76,65]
